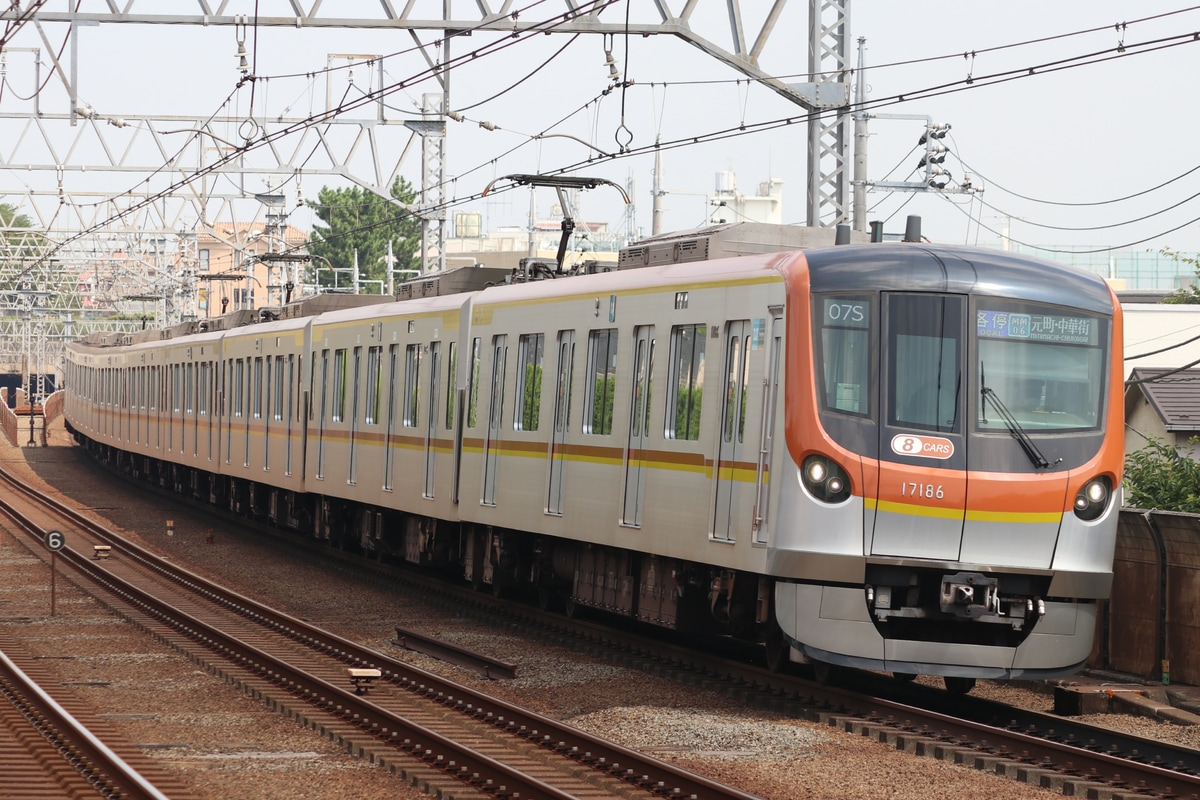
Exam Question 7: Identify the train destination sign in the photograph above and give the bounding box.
[976,310,1098,345]
[823,299,869,328]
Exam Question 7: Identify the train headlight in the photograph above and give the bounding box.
[1073,477,1111,521]
[802,455,851,503]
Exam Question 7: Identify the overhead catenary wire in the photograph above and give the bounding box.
[938,193,1200,255]
[957,155,1200,207]
[1128,331,1200,361]
[29,0,620,269]
[30,5,1200,268]
[433,25,1200,222]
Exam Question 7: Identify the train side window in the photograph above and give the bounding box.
[185,363,194,414]
[253,357,263,419]
[630,327,655,439]
[234,359,244,418]
[665,324,706,440]
[404,344,422,427]
[445,341,457,430]
[332,348,347,423]
[584,328,618,435]
[351,346,363,428]
[365,346,382,425]
[274,355,285,421]
[466,337,481,428]
[514,333,545,431]
[199,363,208,416]
[815,295,871,416]
[722,329,750,444]
[552,330,575,434]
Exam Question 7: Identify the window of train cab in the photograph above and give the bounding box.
[812,294,877,453]
[973,300,1109,467]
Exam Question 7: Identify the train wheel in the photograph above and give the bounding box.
[892,672,917,683]
[764,630,789,673]
[943,676,976,695]
[562,595,578,620]
[812,661,839,685]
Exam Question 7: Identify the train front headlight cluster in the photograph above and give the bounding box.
[801,455,851,503]
[1073,477,1111,521]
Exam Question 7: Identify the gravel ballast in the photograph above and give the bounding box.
[1,424,1189,799]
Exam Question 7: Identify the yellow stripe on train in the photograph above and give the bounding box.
[867,498,1062,524]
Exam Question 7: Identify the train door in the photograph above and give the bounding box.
[424,341,441,498]
[482,335,507,506]
[753,311,784,545]
[316,350,328,480]
[871,293,968,559]
[189,362,198,458]
[383,344,398,491]
[348,347,362,484]
[285,354,295,475]
[622,325,655,527]
[203,362,213,462]
[546,330,575,516]
[264,357,273,470]
[713,319,751,541]
[246,357,257,468]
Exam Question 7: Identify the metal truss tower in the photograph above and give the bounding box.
[0,0,850,392]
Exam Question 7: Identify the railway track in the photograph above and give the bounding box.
[11,452,1200,799]
[0,623,192,800]
[187,505,1199,800]
[0,464,763,800]
[210,513,1200,800]
[455,589,1200,799]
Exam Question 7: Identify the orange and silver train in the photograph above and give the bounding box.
[63,240,1123,690]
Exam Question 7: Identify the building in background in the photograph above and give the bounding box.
[196,223,308,318]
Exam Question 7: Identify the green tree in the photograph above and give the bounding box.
[1158,248,1200,304]
[306,176,421,289]
[0,203,33,231]
[1123,435,1200,512]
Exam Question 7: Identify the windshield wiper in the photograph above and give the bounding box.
[980,366,1054,470]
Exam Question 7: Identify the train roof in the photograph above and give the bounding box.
[802,243,1117,314]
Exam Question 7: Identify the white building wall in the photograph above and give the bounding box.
[1122,304,1200,370]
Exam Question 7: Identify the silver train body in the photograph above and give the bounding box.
[64,242,1125,681]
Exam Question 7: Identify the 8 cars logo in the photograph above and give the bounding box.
[890,434,954,459]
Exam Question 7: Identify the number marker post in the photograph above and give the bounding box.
[45,530,65,616]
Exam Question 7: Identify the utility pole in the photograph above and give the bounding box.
[852,38,869,233]
[652,137,667,236]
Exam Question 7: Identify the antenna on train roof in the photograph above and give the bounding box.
[481,174,631,274]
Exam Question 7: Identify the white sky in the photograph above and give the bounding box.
[4,1,1199,255]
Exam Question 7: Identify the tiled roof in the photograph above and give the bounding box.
[1127,367,1200,431]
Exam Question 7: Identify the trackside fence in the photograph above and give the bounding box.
[1093,509,1200,685]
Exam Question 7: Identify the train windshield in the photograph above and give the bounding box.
[817,295,872,416]
[888,294,964,434]
[975,301,1107,433]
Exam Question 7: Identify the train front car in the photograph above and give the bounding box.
[772,244,1123,686]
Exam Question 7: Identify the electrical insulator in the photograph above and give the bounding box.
[918,122,951,145]
[918,143,948,167]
